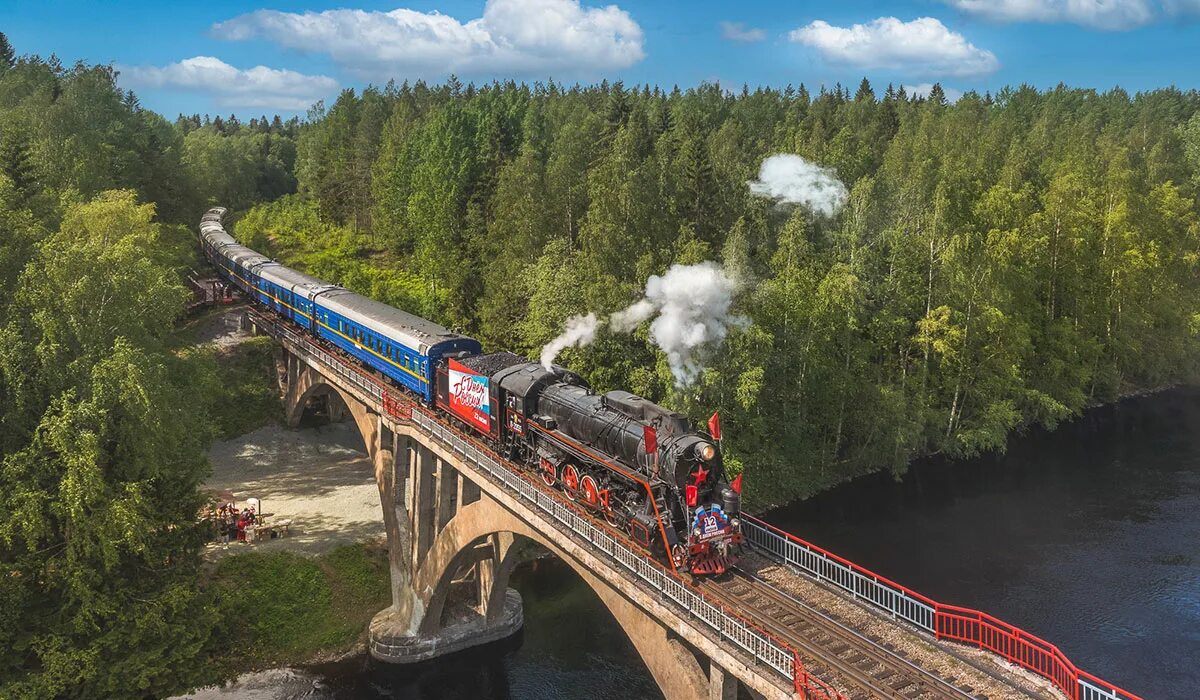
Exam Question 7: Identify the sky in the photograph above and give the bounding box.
[4,0,1200,118]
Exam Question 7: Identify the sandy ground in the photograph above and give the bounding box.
[189,305,255,350]
[194,306,385,560]
[204,422,384,559]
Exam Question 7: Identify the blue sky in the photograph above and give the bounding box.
[4,0,1200,117]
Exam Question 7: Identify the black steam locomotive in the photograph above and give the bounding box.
[200,208,741,574]
[437,352,742,574]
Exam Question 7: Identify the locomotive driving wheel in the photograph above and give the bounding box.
[580,475,601,509]
[540,459,557,487]
[562,464,581,501]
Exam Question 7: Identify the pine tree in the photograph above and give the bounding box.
[0,31,14,70]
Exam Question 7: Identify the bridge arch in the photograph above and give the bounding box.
[280,354,388,479]
[411,497,710,700]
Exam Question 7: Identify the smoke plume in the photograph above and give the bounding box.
[539,313,600,369]
[748,154,848,216]
[540,262,744,387]
[625,262,744,386]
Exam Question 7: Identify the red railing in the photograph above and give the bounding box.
[742,515,1143,700]
[792,650,845,699]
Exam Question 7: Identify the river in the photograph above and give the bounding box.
[763,387,1200,700]
[193,388,1199,699]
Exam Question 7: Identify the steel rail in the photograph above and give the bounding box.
[741,515,1143,700]
[702,571,979,700]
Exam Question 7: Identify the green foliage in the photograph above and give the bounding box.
[0,32,14,71]
[0,191,218,698]
[267,80,1200,505]
[0,54,299,226]
[180,334,281,441]
[207,544,390,671]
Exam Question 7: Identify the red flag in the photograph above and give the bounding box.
[708,411,722,441]
[730,473,743,494]
[685,484,698,507]
[643,425,658,455]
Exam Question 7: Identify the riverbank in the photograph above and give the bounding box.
[204,422,383,559]
[174,307,397,694]
[201,542,392,682]
[751,381,1190,511]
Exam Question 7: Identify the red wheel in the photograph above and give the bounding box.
[540,459,557,487]
[581,475,601,509]
[562,464,580,500]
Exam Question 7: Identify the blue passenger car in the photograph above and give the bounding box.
[197,207,481,404]
[312,290,481,402]
[254,264,329,328]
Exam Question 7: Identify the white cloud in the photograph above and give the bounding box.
[789,17,999,78]
[213,0,645,79]
[720,21,767,42]
[902,83,965,102]
[944,0,1155,30]
[748,154,849,217]
[121,56,337,110]
[945,0,1200,30]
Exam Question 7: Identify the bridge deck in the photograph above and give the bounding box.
[730,556,1062,699]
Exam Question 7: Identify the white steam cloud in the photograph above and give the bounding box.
[749,154,849,216]
[539,313,600,369]
[540,262,744,386]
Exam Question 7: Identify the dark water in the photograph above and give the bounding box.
[765,387,1200,700]
[204,388,1199,699]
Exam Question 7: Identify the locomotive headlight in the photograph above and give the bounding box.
[697,443,717,461]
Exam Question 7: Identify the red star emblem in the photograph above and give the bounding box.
[690,464,709,486]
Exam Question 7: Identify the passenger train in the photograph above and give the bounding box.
[199,207,742,574]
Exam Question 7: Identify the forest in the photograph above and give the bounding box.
[1,30,1200,697]
[240,77,1200,506]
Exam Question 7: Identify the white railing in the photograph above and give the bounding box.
[254,309,1145,700]
[408,409,799,679]
[249,311,836,696]
[741,516,937,633]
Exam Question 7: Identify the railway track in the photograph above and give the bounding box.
[700,571,983,700]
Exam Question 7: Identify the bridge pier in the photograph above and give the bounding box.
[369,428,524,664]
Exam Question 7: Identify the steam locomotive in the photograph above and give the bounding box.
[199,208,741,574]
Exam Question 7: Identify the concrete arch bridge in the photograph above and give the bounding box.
[249,308,1140,700]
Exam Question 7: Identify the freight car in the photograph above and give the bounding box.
[199,208,741,574]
